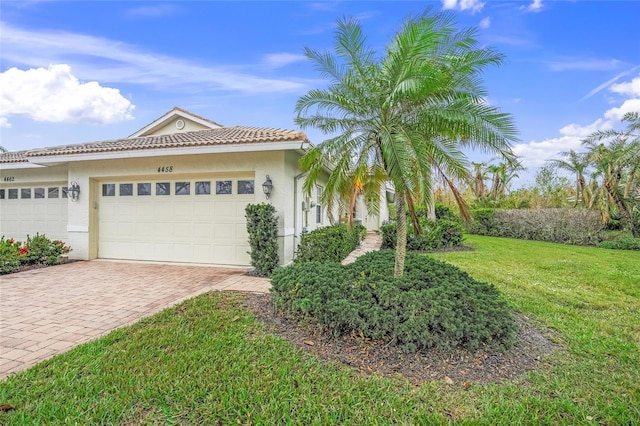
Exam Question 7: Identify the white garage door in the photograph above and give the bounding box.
[98,177,255,265]
[0,184,69,242]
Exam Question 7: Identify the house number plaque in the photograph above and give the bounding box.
[3,176,15,182]
[157,166,174,173]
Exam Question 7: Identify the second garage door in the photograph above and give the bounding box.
[98,177,255,265]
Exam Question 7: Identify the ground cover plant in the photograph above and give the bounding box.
[272,250,516,352]
[1,236,638,424]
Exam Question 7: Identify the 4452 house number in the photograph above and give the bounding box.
[157,166,174,173]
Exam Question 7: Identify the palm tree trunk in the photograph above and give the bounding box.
[575,172,580,206]
[394,188,407,277]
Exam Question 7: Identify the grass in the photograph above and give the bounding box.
[1,235,639,424]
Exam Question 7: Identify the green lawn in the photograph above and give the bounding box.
[1,235,638,424]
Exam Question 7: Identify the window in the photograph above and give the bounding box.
[48,187,59,198]
[238,180,255,195]
[120,184,133,196]
[8,189,18,199]
[156,182,170,196]
[216,180,232,195]
[176,182,190,195]
[316,186,323,224]
[21,188,31,199]
[0,189,4,199]
[102,184,115,197]
[195,181,211,195]
[62,187,68,199]
[138,183,151,196]
[34,188,45,199]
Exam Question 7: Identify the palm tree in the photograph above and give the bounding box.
[295,10,518,276]
[485,161,523,201]
[0,146,7,153]
[583,112,640,236]
[547,150,589,206]
[470,162,488,198]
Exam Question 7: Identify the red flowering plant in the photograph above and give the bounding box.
[1,236,22,274]
[23,233,72,266]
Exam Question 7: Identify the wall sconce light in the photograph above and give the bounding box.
[68,181,81,202]
[262,175,273,199]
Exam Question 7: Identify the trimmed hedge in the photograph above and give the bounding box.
[468,208,605,246]
[380,218,464,251]
[245,203,279,277]
[271,250,517,353]
[295,224,366,264]
[597,237,640,251]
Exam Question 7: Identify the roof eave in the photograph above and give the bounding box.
[26,140,308,165]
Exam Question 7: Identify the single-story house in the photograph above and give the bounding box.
[0,107,390,266]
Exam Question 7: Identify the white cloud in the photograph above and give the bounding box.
[0,117,11,128]
[515,119,610,167]
[0,64,135,126]
[0,22,310,94]
[514,73,640,168]
[580,65,640,101]
[610,75,640,97]
[604,98,640,121]
[263,53,307,69]
[479,17,491,29]
[441,0,485,14]
[520,0,543,13]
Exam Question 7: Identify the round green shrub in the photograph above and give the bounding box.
[271,250,517,353]
[295,224,365,264]
[380,218,465,251]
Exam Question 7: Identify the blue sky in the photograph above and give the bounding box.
[1,0,639,187]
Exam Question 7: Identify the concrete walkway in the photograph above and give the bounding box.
[342,232,383,264]
[0,233,382,380]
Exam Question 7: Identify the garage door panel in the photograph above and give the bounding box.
[213,224,236,240]
[213,245,235,263]
[98,178,251,265]
[0,184,68,242]
[193,202,214,218]
[236,247,250,264]
[215,201,236,217]
[153,222,175,238]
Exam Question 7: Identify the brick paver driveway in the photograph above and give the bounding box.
[0,260,270,379]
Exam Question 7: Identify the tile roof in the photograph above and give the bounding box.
[0,151,28,163]
[1,127,308,163]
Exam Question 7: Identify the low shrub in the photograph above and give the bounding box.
[245,203,280,277]
[295,224,366,264]
[380,218,465,251]
[24,233,71,265]
[467,209,499,236]
[435,203,463,223]
[271,250,517,353]
[0,237,21,274]
[597,237,640,251]
[1,234,72,274]
[468,208,605,246]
